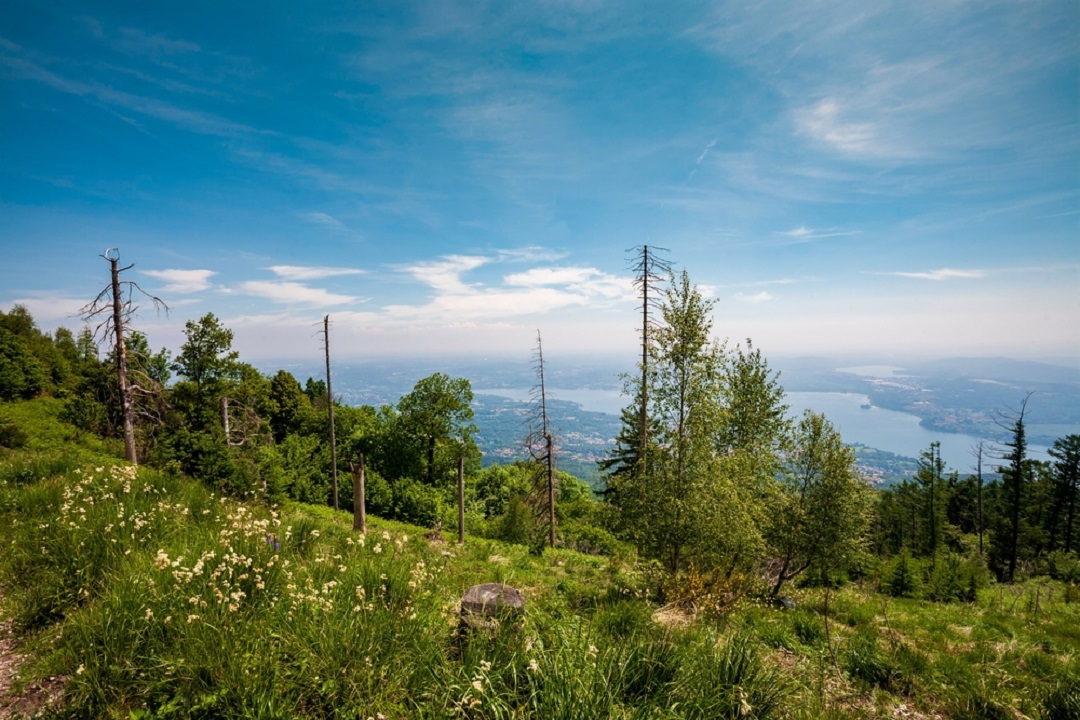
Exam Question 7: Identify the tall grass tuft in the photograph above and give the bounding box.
[672,631,789,720]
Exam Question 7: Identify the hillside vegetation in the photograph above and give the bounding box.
[2,399,1079,719]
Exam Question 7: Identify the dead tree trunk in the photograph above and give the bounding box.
[109,254,137,464]
[351,456,366,533]
[629,245,669,489]
[324,315,339,511]
[974,441,986,555]
[81,249,167,466]
[458,454,465,545]
[528,330,557,548]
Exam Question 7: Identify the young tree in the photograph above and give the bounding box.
[991,394,1033,582]
[1047,434,1080,553]
[915,442,948,562]
[171,313,240,428]
[638,270,727,572]
[769,411,872,597]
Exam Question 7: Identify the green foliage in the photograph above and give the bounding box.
[1043,669,1080,720]
[0,326,46,400]
[0,413,28,448]
[395,372,477,486]
[499,494,534,546]
[391,476,443,528]
[769,410,873,597]
[59,394,108,437]
[3,403,1080,720]
[884,550,921,598]
[925,552,990,603]
[672,632,790,719]
[363,467,394,518]
[843,630,904,692]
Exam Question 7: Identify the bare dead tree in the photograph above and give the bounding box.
[526,330,557,548]
[972,440,987,555]
[628,245,670,475]
[323,315,339,511]
[351,456,366,534]
[80,249,167,464]
[220,395,270,448]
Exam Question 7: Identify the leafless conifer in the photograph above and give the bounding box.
[526,330,556,548]
[79,249,167,464]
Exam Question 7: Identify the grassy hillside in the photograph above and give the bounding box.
[1,399,1078,719]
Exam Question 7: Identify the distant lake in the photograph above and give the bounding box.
[784,392,1055,469]
[475,387,1065,470]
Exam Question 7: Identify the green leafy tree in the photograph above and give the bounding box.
[171,313,240,428]
[268,370,310,442]
[0,327,45,401]
[769,411,873,597]
[396,373,477,486]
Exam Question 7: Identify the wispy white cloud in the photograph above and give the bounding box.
[298,211,353,233]
[734,291,774,304]
[268,265,366,281]
[399,255,489,294]
[795,98,892,158]
[689,137,717,178]
[495,246,569,263]
[719,278,801,289]
[504,267,630,298]
[0,50,252,137]
[383,254,635,324]
[239,281,360,306]
[877,268,985,281]
[776,226,860,242]
[142,268,216,293]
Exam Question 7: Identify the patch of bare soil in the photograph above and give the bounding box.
[0,592,64,720]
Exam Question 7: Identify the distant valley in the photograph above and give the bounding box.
[259,355,1080,488]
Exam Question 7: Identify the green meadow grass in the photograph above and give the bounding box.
[1,399,1077,719]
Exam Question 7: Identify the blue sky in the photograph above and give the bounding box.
[1,1,1077,364]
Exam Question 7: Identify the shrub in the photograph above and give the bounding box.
[559,521,627,556]
[391,477,442,528]
[883,550,921,598]
[1044,551,1080,584]
[498,494,534,546]
[926,552,991,603]
[0,415,28,448]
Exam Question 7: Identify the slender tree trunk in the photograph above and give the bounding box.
[546,433,555,548]
[457,455,465,544]
[976,442,985,555]
[324,316,339,510]
[1066,475,1077,553]
[426,435,436,486]
[351,456,366,533]
[771,554,792,598]
[639,245,649,470]
[109,255,137,464]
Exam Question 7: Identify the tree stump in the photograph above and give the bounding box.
[460,583,525,633]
